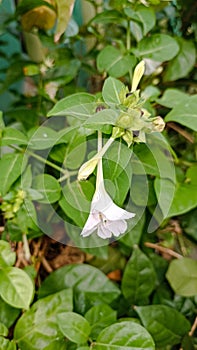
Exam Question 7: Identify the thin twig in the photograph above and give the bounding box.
[41,256,53,273]
[167,122,194,143]
[144,242,182,259]
[189,316,197,337]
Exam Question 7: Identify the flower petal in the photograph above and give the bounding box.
[97,224,112,239]
[103,201,135,221]
[106,219,127,237]
[81,212,100,237]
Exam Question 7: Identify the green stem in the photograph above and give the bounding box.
[126,20,132,86]
[126,20,131,51]
[11,145,66,174]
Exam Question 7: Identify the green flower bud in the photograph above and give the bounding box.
[112,126,125,139]
[78,157,99,181]
[122,130,133,147]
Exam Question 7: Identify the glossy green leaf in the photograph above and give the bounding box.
[135,305,191,347]
[14,289,73,350]
[0,337,16,350]
[156,88,189,108]
[136,34,179,62]
[167,165,197,216]
[38,264,121,314]
[57,312,91,344]
[97,46,136,77]
[59,180,94,227]
[0,323,8,337]
[94,321,155,349]
[164,38,196,81]
[28,126,58,150]
[102,77,125,105]
[1,127,27,146]
[0,297,20,328]
[0,153,27,196]
[121,246,156,304]
[85,304,117,339]
[47,93,96,119]
[0,267,34,309]
[166,258,197,297]
[165,95,197,131]
[0,240,16,268]
[32,174,61,203]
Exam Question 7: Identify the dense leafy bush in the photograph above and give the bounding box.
[0,0,196,349]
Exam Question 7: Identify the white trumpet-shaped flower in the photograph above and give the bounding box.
[81,133,135,239]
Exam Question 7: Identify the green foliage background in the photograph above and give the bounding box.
[0,0,196,349]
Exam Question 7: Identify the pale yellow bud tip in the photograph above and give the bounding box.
[152,116,165,132]
[78,157,99,181]
[131,60,145,92]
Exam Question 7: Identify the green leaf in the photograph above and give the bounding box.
[57,312,91,344]
[120,212,145,249]
[156,88,189,108]
[54,0,75,42]
[0,337,16,350]
[38,264,121,314]
[1,127,28,146]
[47,93,96,119]
[166,258,197,297]
[85,304,117,339]
[102,77,125,105]
[154,177,176,219]
[97,46,136,78]
[125,6,156,41]
[28,126,58,150]
[21,165,32,189]
[43,339,67,350]
[91,10,124,25]
[135,305,191,347]
[16,0,55,16]
[32,174,61,203]
[0,267,34,309]
[59,180,94,227]
[121,246,157,304]
[0,153,27,196]
[0,297,20,328]
[0,240,16,268]
[0,323,8,337]
[83,109,118,129]
[64,222,109,259]
[136,34,179,62]
[164,38,196,81]
[167,165,197,216]
[165,95,197,131]
[94,321,155,349]
[0,111,5,128]
[60,129,86,169]
[14,289,73,350]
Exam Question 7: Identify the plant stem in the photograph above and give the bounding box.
[144,242,182,259]
[11,145,66,174]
